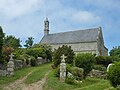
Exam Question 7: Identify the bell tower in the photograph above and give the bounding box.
[44,18,49,35]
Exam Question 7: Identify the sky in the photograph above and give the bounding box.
[0,0,120,53]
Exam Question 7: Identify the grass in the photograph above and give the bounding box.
[0,66,36,89]
[24,63,51,84]
[0,67,35,85]
[0,63,51,89]
[0,63,117,90]
[43,70,116,90]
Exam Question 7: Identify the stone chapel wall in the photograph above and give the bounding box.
[51,42,97,55]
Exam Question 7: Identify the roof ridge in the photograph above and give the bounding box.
[49,27,99,35]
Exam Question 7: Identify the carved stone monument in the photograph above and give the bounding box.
[7,53,14,77]
[60,54,66,82]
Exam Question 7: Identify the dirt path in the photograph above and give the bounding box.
[3,70,50,90]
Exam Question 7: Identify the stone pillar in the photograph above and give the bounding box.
[60,54,66,82]
[7,53,14,77]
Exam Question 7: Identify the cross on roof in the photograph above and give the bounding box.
[9,53,14,61]
[61,54,67,63]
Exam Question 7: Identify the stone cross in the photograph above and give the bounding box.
[9,53,14,61]
[61,54,67,62]
[60,54,67,82]
[7,53,14,77]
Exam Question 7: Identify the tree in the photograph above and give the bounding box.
[4,35,21,49]
[24,37,34,48]
[107,62,120,87]
[0,26,4,57]
[53,45,75,67]
[110,46,120,56]
[74,53,95,78]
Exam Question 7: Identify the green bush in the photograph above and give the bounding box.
[107,62,120,87]
[26,48,47,59]
[54,66,60,77]
[53,45,74,67]
[116,85,120,90]
[65,77,75,85]
[13,48,25,59]
[26,59,29,65]
[70,67,84,80]
[74,53,95,78]
[94,65,106,71]
[33,44,52,61]
[95,56,115,67]
[30,58,36,66]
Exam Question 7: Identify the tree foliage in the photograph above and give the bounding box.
[13,44,52,62]
[53,45,75,67]
[0,26,4,57]
[24,37,34,48]
[74,53,95,78]
[107,62,120,87]
[0,26,6,64]
[110,46,120,57]
[4,35,21,49]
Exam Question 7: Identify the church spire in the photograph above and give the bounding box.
[44,17,49,35]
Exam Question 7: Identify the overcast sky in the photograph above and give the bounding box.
[0,0,120,52]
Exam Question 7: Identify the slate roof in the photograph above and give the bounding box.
[40,27,100,44]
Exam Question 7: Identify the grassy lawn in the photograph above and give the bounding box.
[24,63,51,84]
[43,70,116,90]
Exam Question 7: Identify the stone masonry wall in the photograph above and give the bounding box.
[51,42,98,55]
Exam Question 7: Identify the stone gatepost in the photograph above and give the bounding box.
[60,54,67,82]
[7,53,14,77]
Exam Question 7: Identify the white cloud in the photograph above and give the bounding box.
[84,0,120,11]
[0,0,43,19]
[71,11,101,24]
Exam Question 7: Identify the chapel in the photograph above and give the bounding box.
[40,18,108,56]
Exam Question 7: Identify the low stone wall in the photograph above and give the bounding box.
[14,60,23,69]
[0,70,7,76]
[0,57,49,76]
[0,64,7,76]
[36,57,48,65]
[88,69,107,79]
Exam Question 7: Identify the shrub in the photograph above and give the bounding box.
[74,53,95,78]
[95,56,115,67]
[70,67,84,80]
[26,59,29,65]
[13,48,25,59]
[94,65,106,72]
[53,45,74,67]
[107,62,120,87]
[65,77,75,85]
[26,48,47,59]
[30,58,36,66]
[54,66,60,77]
[33,44,52,61]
